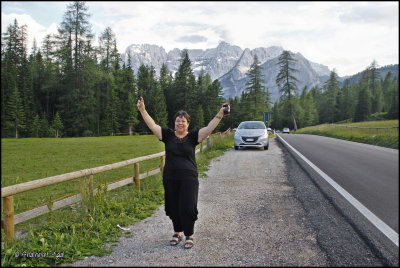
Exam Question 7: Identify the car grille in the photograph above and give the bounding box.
[241,136,259,142]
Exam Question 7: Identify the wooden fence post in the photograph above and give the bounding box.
[134,163,140,190]
[200,141,203,152]
[4,196,15,243]
[86,174,94,201]
[160,155,165,174]
[207,136,211,149]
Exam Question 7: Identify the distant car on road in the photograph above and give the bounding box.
[234,121,269,150]
[283,127,290,134]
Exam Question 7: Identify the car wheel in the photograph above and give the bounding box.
[264,143,269,150]
[234,146,239,150]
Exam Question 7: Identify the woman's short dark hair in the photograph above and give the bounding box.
[174,110,190,123]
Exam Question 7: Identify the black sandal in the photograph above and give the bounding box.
[184,236,194,249]
[169,233,182,246]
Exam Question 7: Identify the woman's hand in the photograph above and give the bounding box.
[137,96,145,112]
[220,102,230,116]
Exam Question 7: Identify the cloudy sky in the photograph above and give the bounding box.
[2,1,398,77]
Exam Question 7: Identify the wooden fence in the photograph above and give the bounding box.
[1,129,231,242]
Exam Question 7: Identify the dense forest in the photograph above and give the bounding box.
[2,1,398,138]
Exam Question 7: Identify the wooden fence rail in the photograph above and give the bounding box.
[1,129,230,242]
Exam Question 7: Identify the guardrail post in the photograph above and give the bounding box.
[3,196,15,243]
[160,155,165,174]
[134,163,140,190]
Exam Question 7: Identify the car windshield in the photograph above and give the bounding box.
[238,122,266,129]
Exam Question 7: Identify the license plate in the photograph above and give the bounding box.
[246,138,254,142]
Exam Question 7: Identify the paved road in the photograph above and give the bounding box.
[277,133,399,235]
[73,138,397,266]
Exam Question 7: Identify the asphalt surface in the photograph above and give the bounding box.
[277,133,399,265]
[72,138,397,266]
[277,133,399,234]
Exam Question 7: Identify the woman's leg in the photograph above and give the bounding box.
[178,179,199,237]
[163,179,183,233]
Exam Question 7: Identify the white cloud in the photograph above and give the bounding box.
[2,1,398,76]
[2,12,58,51]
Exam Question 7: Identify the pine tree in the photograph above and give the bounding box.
[127,91,139,135]
[205,80,224,118]
[151,82,169,128]
[105,87,119,136]
[201,76,220,124]
[2,19,28,137]
[323,70,340,123]
[275,50,299,129]
[186,73,202,130]
[367,60,383,114]
[173,50,195,112]
[32,114,41,138]
[387,75,399,119]
[56,1,95,136]
[7,86,25,138]
[354,84,370,122]
[339,79,353,121]
[136,64,158,131]
[271,102,281,130]
[160,64,175,127]
[382,72,393,113]
[99,27,117,73]
[116,61,137,134]
[40,112,50,137]
[245,55,269,120]
[53,111,64,138]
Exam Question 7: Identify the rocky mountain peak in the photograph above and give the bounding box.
[121,41,332,102]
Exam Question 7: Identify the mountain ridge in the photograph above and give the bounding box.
[120,41,397,102]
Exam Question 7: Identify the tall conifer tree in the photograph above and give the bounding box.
[276,50,298,129]
[7,86,25,138]
[245,55,269,120]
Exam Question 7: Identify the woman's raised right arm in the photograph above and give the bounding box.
[137,96,162,140]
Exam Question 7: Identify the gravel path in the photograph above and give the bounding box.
[73,138,328,266]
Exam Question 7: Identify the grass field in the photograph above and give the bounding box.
[1,135,166,214]
[294,120,399,149]
[1,132,234,266]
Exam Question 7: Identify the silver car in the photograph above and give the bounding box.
[234,121,269,150]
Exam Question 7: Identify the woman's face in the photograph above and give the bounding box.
[175,116,189,133]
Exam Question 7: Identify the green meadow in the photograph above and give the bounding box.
[294,120,399,149]
[1,135,165,214]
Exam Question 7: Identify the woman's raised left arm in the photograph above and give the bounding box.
[198,103,230,143]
